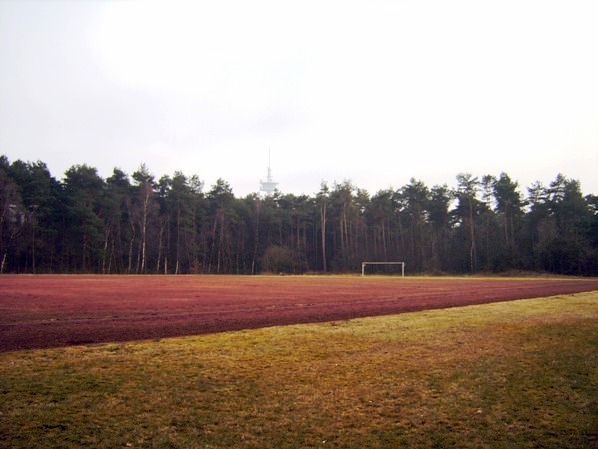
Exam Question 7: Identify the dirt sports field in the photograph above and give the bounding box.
[1,274,596,352]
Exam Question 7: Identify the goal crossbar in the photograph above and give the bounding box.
[361,262,405,277]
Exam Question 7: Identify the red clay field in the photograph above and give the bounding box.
[1,274,596,352]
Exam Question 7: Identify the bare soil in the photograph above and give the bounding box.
[1,275,596,352]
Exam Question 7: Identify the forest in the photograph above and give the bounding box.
[1,155,597,276]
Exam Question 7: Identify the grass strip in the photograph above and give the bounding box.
[1,292,596,448]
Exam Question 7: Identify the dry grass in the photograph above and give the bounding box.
[1,291,596,448]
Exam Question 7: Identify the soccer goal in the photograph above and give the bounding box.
[361,261,406,277]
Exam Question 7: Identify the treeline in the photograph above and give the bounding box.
[1,155,597,275]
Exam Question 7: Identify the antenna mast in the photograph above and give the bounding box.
[260,149,278,195]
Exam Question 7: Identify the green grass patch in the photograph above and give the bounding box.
[1,292,597,448]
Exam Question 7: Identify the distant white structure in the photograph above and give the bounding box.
[259,151,278,195]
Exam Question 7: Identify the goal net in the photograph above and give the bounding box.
[361,262,405,276]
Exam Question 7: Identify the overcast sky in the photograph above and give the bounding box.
[1,0,597,197]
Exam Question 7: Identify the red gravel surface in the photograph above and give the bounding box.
[1,275,596,352]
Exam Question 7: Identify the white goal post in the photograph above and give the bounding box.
[361,262,406,277]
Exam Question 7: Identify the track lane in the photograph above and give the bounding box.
[1,275,596,352]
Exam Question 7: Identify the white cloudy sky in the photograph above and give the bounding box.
[1,0,597,196]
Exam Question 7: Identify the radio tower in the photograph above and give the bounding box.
[259,150,278,195]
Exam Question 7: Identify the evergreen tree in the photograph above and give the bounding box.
[131,164,157,273]
[104,168,133,273]
[427,184,452,272]
[490,172,525,270]
[62,164,105,272]
[453,173,482,273]
[2,154,596,275]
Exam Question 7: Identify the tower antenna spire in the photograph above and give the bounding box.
[260,149,278,195]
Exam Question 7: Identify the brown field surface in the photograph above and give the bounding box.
[0,274,596,352]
